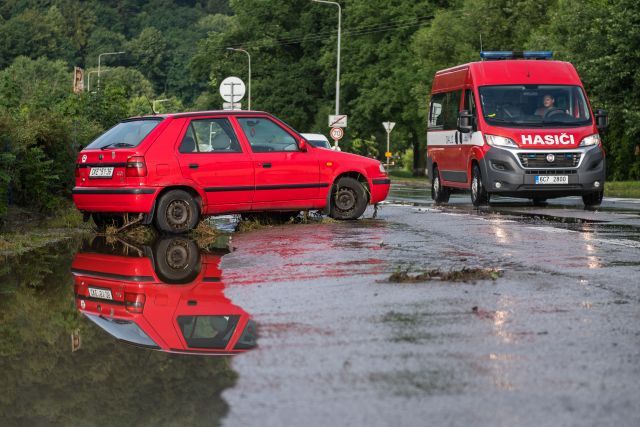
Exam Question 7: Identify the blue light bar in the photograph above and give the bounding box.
[480,51,553,60]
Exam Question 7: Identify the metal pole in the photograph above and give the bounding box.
[311,0,341,115]
[97,51,125,91]
[227,48,252,110]
[386,131,390,167]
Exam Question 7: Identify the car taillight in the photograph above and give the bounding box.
[126,156,147,177]
[124,293,145,313]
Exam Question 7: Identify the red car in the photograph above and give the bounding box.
[73,111,391,232]
[72,236,256,355]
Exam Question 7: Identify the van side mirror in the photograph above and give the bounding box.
[595,108,608,131]
[298,138,308,152]
[457,110,473,133]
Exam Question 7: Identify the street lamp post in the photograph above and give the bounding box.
[311,0,341,115]
[226,48,251,110]
[97,51,125,90]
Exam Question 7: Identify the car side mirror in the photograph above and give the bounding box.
[595,108,608,131]
[298,138,308,152]
[457,110,473,133]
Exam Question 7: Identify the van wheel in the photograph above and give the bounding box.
[330,177,368,220]
[431,166,450,203]
[92,213,124,230]
[583,190,603,207]
[471,164,489,207]
[153,237,201,284]
[155,190,199,233]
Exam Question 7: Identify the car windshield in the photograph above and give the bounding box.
[479,85,591,127]
[85,118,162,149]
[84,313,159,348]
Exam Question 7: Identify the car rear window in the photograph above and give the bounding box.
[85,118,162,149]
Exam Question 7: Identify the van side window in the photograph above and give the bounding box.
[429,93,446,128]
[179,118,241,153]
[443,91,461,130]
[429,91,462,131]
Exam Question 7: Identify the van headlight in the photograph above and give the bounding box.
[485,134,518,148]
[579,134,601,147]
[379,163,386,174]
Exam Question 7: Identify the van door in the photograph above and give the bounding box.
[176,117,254,212]
[460,88,479,185]
[428,91,465,183]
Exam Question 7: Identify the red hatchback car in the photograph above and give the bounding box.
[73,111,391,233]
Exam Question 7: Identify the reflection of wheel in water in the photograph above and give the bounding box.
[329,177,368,220]
[153,237,201,284]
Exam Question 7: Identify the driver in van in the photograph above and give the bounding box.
[535,94,555,116]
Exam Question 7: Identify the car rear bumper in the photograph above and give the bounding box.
[371,178,391,203]
[72,187,157,213]
[479,146,606,198]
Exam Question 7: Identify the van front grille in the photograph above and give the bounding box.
[518,152,580,168]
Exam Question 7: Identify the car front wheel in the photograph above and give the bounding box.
[471,164,489,207]
[329,177,368,220]
[155,190,199,233]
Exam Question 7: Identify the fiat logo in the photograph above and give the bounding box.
[546,154,555,163]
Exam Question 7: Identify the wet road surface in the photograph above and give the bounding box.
[221,183,640,427]
[0,181,639,426]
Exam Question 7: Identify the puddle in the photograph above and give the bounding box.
[0,233,252,425]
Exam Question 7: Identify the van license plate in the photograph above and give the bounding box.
[535,175,568,185]
[88,287,113,300]
[89,167,114,178]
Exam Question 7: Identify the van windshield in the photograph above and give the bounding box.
[85,118,162,149]
[479,85,591,128]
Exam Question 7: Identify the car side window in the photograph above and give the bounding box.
[179,118,241,153]
[237,118,298,152]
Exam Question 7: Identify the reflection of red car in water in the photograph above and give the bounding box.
[72,236,256,355]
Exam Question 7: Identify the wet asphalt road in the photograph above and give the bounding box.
[220,182,640,427]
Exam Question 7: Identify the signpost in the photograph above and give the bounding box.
[219,76,246,110]
[382,121,396,166]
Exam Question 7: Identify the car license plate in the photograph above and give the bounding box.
[89,167,114,178]
[535,175,568,185]
[88,287,113,300]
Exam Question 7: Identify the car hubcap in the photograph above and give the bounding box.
[167,200,190,228]
[472,177,478,199]
[434,176,440,195]
[336,188,356,212]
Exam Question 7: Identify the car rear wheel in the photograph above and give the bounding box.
[329,177,368,220]
[431,166,450,204]
[583,190,604,207]
[471,164,490,207]
[155,190,199,233]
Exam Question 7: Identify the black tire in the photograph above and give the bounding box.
[153,237,201,284]
[431,166,450,204]
[329,177,368,220]
[470,164,490,207]
[92,213,124,230]
[532,197,548,206]
[155,190,199,233]
[583,190,604,207]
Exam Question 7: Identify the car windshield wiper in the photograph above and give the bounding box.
[485,116,543,126]
[101,142,135,150]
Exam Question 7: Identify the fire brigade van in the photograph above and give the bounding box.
[72,236,256,355]
[73,111,390,233]
[427,51,608,207]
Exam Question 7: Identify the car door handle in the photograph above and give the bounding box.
[261,162,272,168]
[189,163,199,169]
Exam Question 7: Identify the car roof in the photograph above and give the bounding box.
[128,110,273,120]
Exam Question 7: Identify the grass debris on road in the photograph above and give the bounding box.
[389,266,503,283]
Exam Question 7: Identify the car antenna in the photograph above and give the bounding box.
[143,94,156,115]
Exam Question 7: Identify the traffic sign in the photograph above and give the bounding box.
[219,76,246,103]
[330,127,344,140]
[382,121,396,133]
[329,115,348,128]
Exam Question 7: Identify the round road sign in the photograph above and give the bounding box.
[219,76,246,103]
[330,127,344,140]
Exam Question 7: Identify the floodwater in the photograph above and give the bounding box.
[1,182,640,426]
